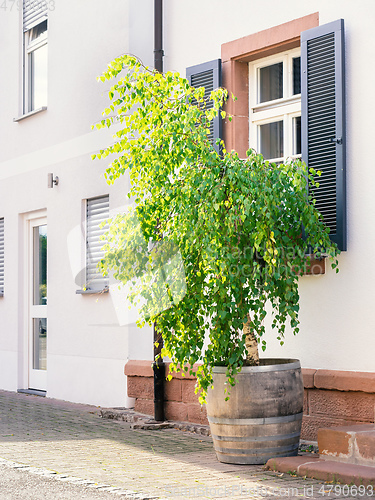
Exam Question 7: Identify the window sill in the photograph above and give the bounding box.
[18,388,46,397]
[76,286,109,295]
[13,106,47,122]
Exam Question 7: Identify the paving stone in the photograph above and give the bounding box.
[0,389,344,499]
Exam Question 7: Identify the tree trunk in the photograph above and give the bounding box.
[244,314,259,366]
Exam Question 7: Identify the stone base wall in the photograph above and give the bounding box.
[125,361,208,425]
[125,361,375,441]
[302,369,375,441]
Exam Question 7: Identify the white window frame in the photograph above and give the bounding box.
[24,21,48,114]
[249,48,301,163]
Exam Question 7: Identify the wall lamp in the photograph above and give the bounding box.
[47,173,59,188]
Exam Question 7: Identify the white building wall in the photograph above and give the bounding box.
[0,0,374,408]
[0,0,154,407]
[163,0,375,372]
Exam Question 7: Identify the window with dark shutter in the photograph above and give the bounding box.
[86,196,109,291]
[186,59,222,153]
[0,218,4,296]
[301,19,346,251]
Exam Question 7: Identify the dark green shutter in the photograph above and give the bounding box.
[186,59,222,153]
[301,19,346,251]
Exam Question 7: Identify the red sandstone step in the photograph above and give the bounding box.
[265,455,375,487]
[318,424,375,466]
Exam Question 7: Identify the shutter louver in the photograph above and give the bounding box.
[23,0,48,32]
[186,59,222,153]
[0,218,4,295]
[86,196,109,290]
[301,19,346,251]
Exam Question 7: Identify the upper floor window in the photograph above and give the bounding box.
[220,16,346,249]
[23,1,48,114]
[249,49,301,163]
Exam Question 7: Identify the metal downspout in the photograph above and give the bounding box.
[154,0,163,73]
[152,0,165,422]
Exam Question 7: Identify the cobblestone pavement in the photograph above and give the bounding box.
[0,390,368,500]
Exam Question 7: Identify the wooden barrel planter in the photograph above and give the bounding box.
[206,359,304,465]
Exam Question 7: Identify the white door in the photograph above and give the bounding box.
[28,217,47,391]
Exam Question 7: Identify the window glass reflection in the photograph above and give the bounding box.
[293,57,301,95]
[259,63,283,103]
[294,116,301,155]
[29,44,48,111]
[33,318,47,370]
[259,121,284,160]
[33,225,47,305]
[26,20,48,112]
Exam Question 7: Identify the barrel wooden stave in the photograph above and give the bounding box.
[206,359,304,465]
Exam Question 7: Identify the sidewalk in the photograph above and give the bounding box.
[0,390,369,500]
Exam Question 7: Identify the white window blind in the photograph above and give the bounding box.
[23,0,48,32]
[86,196,109,290]
[0,218,4,294]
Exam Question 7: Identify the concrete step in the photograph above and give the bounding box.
[266,455,375,487]
[318,424,375,466]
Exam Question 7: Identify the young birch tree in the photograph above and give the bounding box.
[93,55,339,400]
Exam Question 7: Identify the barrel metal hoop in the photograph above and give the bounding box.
[211,430,301,443]
[208,412,303,426]
[212,360,301,374]
[214,442,299,456]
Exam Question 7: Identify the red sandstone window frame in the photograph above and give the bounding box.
[220,13,325,274]
[221,13,319,158]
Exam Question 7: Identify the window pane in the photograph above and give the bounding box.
[293,57,301,95]
[33,225,47,305]
[259,121,284,160]
[29,43,48,111]
[294,116,301,155]
[30,20,47,42]
[33,318,47,370]
[259,63,283,103]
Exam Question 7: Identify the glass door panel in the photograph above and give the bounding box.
[33,318,47,370]
[33,225,47,305]
[29,218,47,391]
